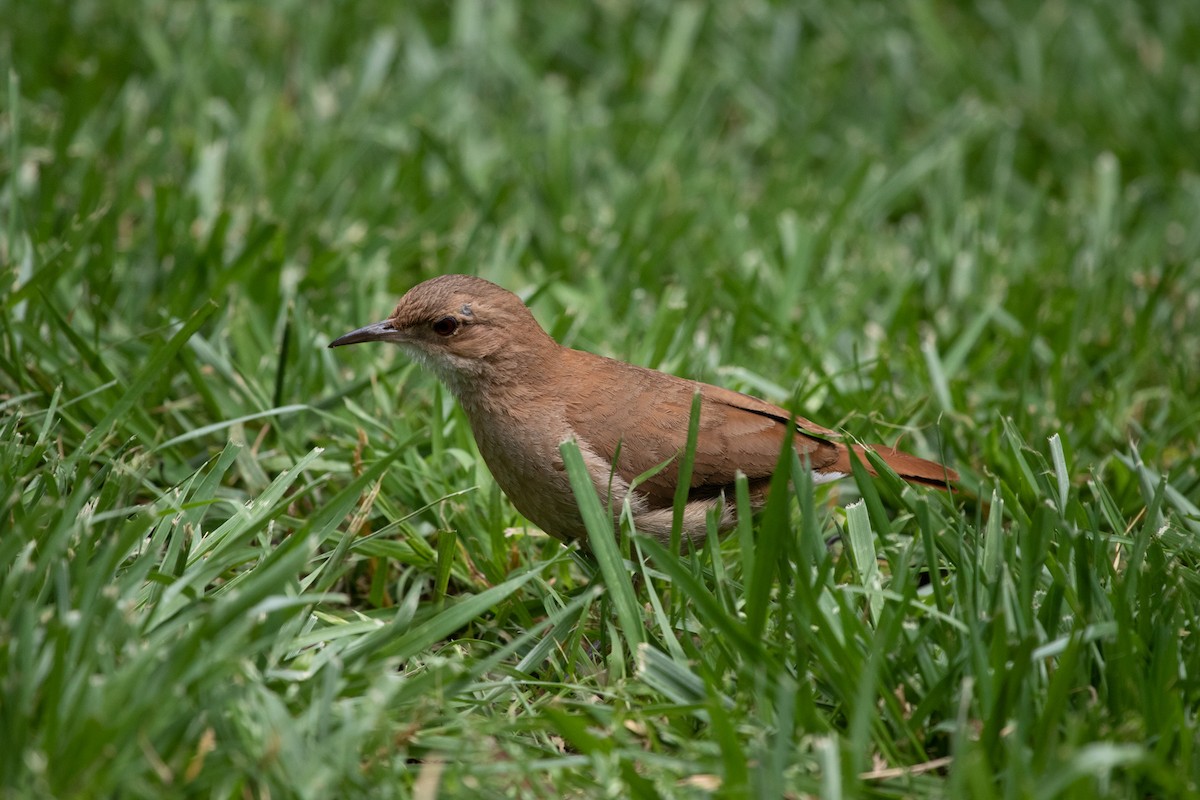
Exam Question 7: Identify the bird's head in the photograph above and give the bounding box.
[329,274,554,394]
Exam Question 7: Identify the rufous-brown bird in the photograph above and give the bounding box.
[330,275,956,548]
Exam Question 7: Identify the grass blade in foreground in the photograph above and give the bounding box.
[560,438,645,649]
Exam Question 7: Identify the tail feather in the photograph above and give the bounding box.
[834,443,958,489]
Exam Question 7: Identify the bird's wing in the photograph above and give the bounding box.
[560,353,846,505]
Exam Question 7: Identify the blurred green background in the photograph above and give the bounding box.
[2,1,1198,797]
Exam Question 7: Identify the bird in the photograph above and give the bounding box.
[329,274,957,549]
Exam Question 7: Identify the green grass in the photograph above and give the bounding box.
[3,1,1199,797]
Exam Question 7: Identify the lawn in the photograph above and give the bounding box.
[2,1,1199,797]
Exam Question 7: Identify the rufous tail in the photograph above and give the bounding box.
[834,443,958,489]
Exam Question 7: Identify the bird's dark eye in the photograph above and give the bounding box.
[431,316,460,337]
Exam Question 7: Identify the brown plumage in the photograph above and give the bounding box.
[330,275,957,548]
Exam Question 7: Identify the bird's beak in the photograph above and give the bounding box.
[328,319,402,348]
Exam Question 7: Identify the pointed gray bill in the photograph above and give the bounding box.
[328,320,398,348]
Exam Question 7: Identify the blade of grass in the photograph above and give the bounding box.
[845,501,882,622]
[74,301,218,458]
[560,438,644,649]
[669,390,703,553]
